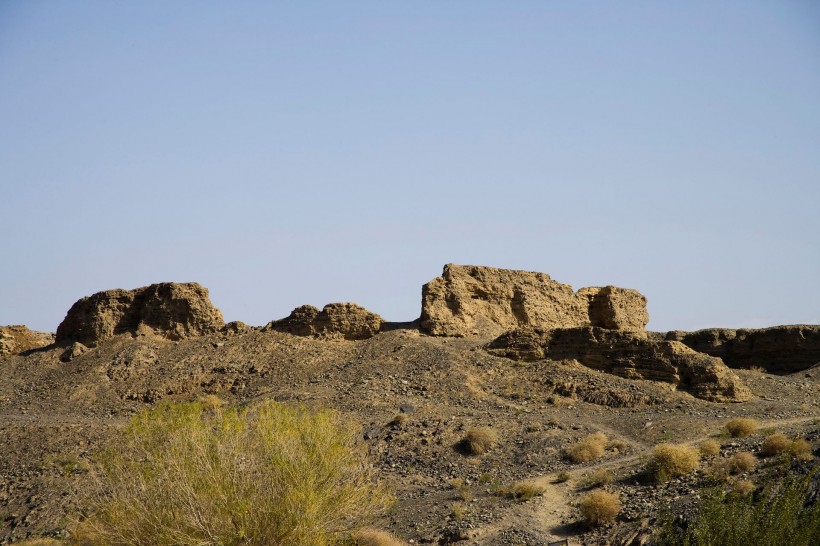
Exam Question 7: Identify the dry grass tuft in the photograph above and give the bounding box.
[699,439,721,457]
[565,432,609,463]
[761,433,791,457]
[554,471,571,483]
[579,490,621,526]
[448,477,472,500]
[728,452,757,474]
[580,468,613,488]
[494,481,546,502]
[458,427,499,456]
[10,540,64,546]
[648,443,700,482]
[725,418,757,438]
[353,528,407,546]
[732,479,756,497]
[788,438,813,460]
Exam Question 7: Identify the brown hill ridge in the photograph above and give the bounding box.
[420,264,648,337]
[0,325,54,356]
[486,327,753,403]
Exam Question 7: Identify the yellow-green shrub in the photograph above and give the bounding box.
[648,443,700,482]
[75,400,390,546]
[761,433,791,457]
[699,439,721,457]
[725,418,757,438]
[458,427,499,456]
[565,432,608,463]
[579,490,621,525]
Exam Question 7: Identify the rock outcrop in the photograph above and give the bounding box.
[0,325,54,356]
[267,303,383,340]
[55,282,224,347]
[486,327,752,402]
[666,325,820,373]
[420,264,648,337]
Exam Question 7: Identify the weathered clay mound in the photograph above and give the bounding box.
[419,264,648,337]
[486,327,752,402]
[267,303,383,340]
[666,325,820,373]
[55,282,224,347]
[0,325,54,356]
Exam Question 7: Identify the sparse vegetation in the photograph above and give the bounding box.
[728,452,757,474]
[579,490,621,526]
[457,427,499,456]
[699,439,721,457]
[725,418,757,438]
[761,433,791,457]
[493,481,545,502]
[554,471,571,483]
[788,438,813,461]
[74,400,391,546]
[580,468,613,489]
[648,443,700,482]
[732,479,755,497]
[657,472,820,545]
[352,528,407,546]
[565,432,609,463]
[448,477,472,500]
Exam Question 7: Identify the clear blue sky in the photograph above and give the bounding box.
[2,1,819,333]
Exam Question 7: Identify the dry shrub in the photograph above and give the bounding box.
[448,477,472,500]
[565,432,609,463]
[648,443,700,482]
[581,468,613,488]
[353,528,407,546]
[74,400,391,546]
[606,438,630,452]
[733,480,756,497]
[11,540,64,546]
[699,439,721,457]
[726,418,757,438]
[728,452,757,474]
[789,438,813,460]
[579,490,621,526]
[449,502,468,521]
[494,481,545,502]
[554,471,571,483]
[458,427,498,456]
[761,433,791,457]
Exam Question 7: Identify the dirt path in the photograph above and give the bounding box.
[472,414,819,544]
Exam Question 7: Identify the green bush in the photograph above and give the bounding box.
[657,471,820,545]
[75,400,391,546]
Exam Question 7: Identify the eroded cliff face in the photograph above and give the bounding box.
[267,303,383,340]
[485,327,752,403]
[419,264,648,337]
[666,325,820,373]
[55,282,224,347]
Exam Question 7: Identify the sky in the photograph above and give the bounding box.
[1,1,819,333]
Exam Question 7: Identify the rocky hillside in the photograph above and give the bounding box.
[1,264,818,545]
